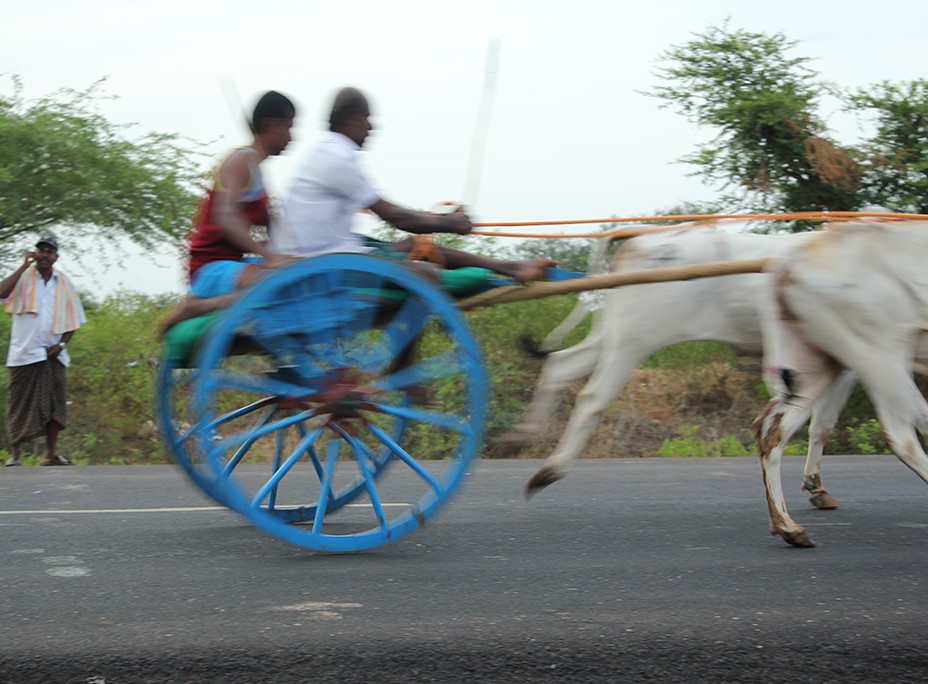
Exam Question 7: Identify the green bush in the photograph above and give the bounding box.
[657,424,752,458]
[0,286,910,464]
[643,341,736,371]
[845,418,890,455]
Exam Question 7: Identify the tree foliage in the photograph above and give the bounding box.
[512,232,599,273]
[0,76,205,266]
[650,23,862,215]
[846,79,928,213]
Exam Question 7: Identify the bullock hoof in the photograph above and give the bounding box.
[780,529,816,548]
[525,467,563,498]
[808,491,839,510]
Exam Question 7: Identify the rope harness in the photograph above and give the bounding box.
[402,209,928,273]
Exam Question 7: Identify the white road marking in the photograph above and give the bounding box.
[0,503,409,515]
[47,566,91,577]
[0,506,227,515]
[272,601,363,611]
[271,601,362,620]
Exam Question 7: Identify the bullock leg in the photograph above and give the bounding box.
[539,299,592,353]
[802,371,857,509]
[755,361,844,547]
[526,340,650,496]
[789,303,928,526]
[854,365,928,485]
[508,330,602,444]
[754,398,815,547]
[794,304,928,486]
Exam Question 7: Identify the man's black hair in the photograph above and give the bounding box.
[252,91,295,133]
[328,87,369,131]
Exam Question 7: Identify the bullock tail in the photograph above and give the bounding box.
[521,236,617,358]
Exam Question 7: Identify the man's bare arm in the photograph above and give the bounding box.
[370,199,472,236]
[214,151,278,261]
[0,252,35,299]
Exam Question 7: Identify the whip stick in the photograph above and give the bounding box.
[461,39,501,209]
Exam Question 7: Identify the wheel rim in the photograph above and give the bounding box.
[188,255,488,552]
[157,358,230,507]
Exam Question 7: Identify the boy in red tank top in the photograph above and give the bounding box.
[161,91,295,332]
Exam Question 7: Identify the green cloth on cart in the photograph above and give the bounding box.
[161,267,498,366]
[439,266,496,296]
[163,312,221,365]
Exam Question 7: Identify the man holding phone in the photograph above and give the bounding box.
[1,236,86,466]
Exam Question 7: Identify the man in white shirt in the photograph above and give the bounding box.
[1,237,87,466]
[272,87,555,282]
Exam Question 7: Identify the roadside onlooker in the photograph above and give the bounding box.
[1,236,86,466]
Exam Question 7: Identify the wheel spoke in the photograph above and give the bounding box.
[295,421,325,481]
[268,419,287,509]
[367,402,473,436]
[204,368,315,401]
[250,427,324,508]
[221,405,279,476]
[329,424,389,531]
[178,396,277,449]
[370,350,466,392]
[334,271,387,341]
[289,271,367,349]
[365,424,443,494]
[209,395,278,427]
[353,299,432,373]
[311,438,342,534]
[215,407,325,467]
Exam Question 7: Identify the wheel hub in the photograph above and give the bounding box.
[323,382,369,419]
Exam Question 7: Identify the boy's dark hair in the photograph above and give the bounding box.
[252,91,295,133]
[328,87,369,130]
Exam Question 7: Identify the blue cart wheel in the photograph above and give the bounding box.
[187,254,488,552]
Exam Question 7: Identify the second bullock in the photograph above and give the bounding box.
[755,220,928,547]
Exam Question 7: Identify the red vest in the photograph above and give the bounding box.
[187,189,270,279]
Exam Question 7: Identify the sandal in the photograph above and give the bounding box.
[40,455,73,466]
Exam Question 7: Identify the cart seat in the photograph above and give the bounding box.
[162,266,504,366]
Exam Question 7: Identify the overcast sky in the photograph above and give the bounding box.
[4,0,928,297]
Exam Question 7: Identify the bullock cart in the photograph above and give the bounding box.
[156,250,768,552]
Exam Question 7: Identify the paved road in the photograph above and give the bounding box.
[0,456,926,683]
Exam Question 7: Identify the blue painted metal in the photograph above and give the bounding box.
[544,267,587,282]
[156,358,230,507]
[170,254,487,552]
[484,266,587,289]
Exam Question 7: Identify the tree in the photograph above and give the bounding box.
[512,233,598,273]
[649,22,861,216]
[0,76,205,267]
[846,79,928,213]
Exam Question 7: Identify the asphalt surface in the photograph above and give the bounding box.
[0,456,926,683]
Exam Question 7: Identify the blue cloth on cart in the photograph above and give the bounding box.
[190,257,263,298]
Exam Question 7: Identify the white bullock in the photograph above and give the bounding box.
[516,226,858,510]
[754,220,928,547]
